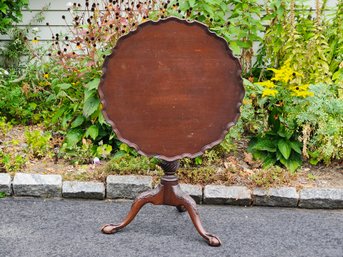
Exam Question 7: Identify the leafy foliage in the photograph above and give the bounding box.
[0,6,48,69]
[165,0,265,75]
[0,117,12,137]
[256,0,342,85]
[25,130,52,159]
[248,62,312,171]
[0,149,27,172]
[0,67,52,124]
[0,0,28,33]
[0,0,342,175]
[104,154,157,175]
[249,166,297,188]
[289,84,343,164]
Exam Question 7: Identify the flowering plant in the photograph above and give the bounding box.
[257,60,314,99]
[247,60,316,172]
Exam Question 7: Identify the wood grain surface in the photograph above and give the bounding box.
[99,17,244,161]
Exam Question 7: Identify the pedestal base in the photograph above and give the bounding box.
[101,160,221,247]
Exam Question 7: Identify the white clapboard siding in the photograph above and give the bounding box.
[27,0,156,10]
[0,0,339,43]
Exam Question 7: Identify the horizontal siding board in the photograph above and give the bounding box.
[0,0,339,49]
[17,8,338,27]
[28,0,86,10]
[0,26,69,40]
[26,0,338,10]
[19,10,82,26]
[27,0,161,10]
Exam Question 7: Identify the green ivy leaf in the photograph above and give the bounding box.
[71,115,85,128]
[51,105,67,124]
[119,143,130,153]
[179,0,190,11]
[229,41,241,56]
[98,111,106,125]
[96,144,112,158]
[57,83,72,90]
[85,125,99,140]
[83,95,100,118]
[189,0,196,8]
[86,78,100,91]
[277,139,291,160]
[66,129,83,147]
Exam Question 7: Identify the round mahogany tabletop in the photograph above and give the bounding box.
[99,17,244,161]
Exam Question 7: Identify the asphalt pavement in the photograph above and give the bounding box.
[0,198,342,257]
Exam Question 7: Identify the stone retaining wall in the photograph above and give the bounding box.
[0,173,342,209]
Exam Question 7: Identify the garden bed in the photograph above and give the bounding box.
[1,125,342,189]
[0,1,342,193]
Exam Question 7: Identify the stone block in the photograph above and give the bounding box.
[0,173,12,196]
[253,187,299,207]
[204,185,252,206]
[299,188,343,209]
[180,183,203,203]
[62,181,105,199]
[13,173,62,197]
[106,175,153,199]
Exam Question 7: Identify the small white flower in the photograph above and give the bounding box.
[32,27,40,32]
[66,2,73,8]
[93,157,100,165]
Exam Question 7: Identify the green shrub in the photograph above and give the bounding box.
[0,0,28,34]
[0,149,27,172]
[290,84,343,164]
[0,117,12,137]
[25,129,52,158]
[104,154,157,175]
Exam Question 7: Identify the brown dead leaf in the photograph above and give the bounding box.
[243,152,254,165]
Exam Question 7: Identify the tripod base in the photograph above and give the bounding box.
[101,161,221,247]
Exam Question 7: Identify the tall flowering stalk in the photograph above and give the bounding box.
[47,0,165,75]
[258,60,314,98]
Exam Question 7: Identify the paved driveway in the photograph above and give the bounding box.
[0,198,342,257]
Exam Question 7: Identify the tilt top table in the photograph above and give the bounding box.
[99,17,244,247]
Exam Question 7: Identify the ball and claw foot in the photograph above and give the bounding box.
[176,205,187,212]
[101,224,119,234]
[205,233,221,247]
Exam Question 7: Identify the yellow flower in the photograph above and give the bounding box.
[290,84,314,98]
[257,80,276,88]
[268,60,300,83]
[292,91,314,97]
[290,84,309,91]
[262,88,278,97]
[32,37,39,44]
[243,99,252,105]
[43,73,49,79]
